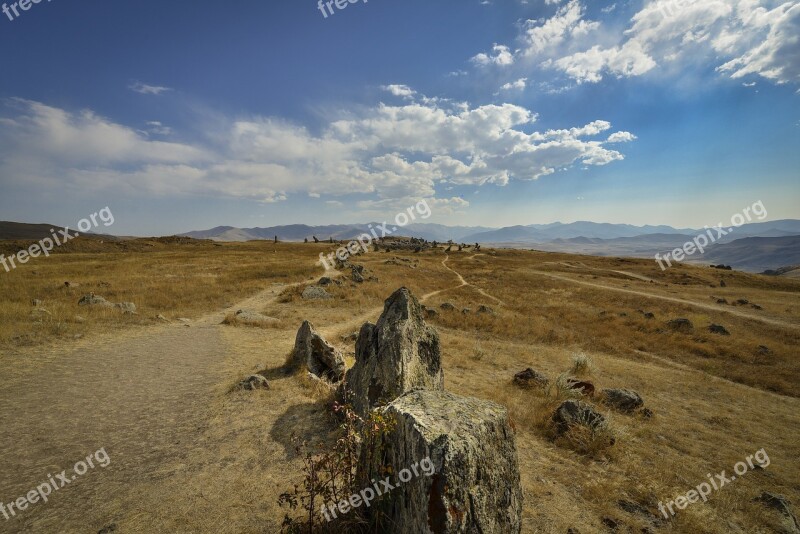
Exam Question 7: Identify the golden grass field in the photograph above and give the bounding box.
[1,237,798,533]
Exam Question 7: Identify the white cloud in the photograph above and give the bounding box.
[471,44,515,66]
[129,82,172,95]
[0,92,635,210]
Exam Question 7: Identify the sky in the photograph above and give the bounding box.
[0,0,798,236]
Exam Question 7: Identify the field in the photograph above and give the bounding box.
[1,238,798,533]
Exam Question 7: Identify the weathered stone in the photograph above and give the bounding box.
[566,378,596,397]
[477,305,495,315]
[78,294,114,308]
[755,492,800,533]
[602,388,644,413]
[440,303,455,311]
[513,368,549,389]
[291,321,346,382]
[552,400,606,434]
[230,309,278,326]
[301,286,332,300]
[238,374,270,391]
[708,324,730,336]
[360,389,523,534]
[345,287,443,416]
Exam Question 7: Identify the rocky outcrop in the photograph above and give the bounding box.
[552,400,606,435]
[361,389,523,534]
[513,368,549,389]
[291,321,346,382]
[345,288,443,416]
[302,286,332,300]
[601,388,644,413]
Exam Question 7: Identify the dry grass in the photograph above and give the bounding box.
[3,240,799,533]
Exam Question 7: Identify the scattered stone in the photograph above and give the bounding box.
[552,400,606,435]
[717,298,729,304]
[64,281,80,288]
[115,302,137,315]
[708,324,731,336]
[602,388,644,413]
[755,492,800,533]
[513,368,549,389]
[477,305,495,315]
[424,307,438,319]
[440,302,456,311]
[78,294,114,308]
[351,264,365,283]
[736,299,750,305]
[601,517,620,531]
[318,276,335,286]
[301,286,332,300]
[643,312,655,319]
[291,321,346,382]
[641,407,654,419]
[752,304,763,310]
[461,308,472,314]
[97,524,117,534]
[345,287,443,417]
[156,314,169,322]
[238,374,270,391]
[758,345,771,355]
[720,279,727,287]
[361,389,523,533]
[667,318,694,333]
[31,299,42,307]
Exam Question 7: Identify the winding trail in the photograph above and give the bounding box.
[528,269,799,330]
[420,255,505,306]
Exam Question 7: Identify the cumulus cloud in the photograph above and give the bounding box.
[0,92,635,210]
[469,0,800,87]
[129,82,172,95]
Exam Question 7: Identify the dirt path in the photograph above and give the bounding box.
[0,282,300,533]
[528,270,799,330]
[421,255,505,306]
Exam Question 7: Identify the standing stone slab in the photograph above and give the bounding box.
[361,389,523,534]
[345,287,443,416]
[291,321,346,382]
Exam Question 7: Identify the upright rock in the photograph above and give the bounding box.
[345,287,443,416]
[360,389,523,533]
[291,321,346,382]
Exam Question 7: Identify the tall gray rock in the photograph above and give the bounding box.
[291,321,346,382]
[345,287,443,416]
[360,389,523,533]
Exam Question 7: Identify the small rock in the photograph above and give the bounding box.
[643,312,655,319]
[461,308,472,314]
[708,324,730,336]
[513,368,549,389]
[667,318,694,333]
[156,314,169,322]
[115,302,137,315]
[440,302,456,311]
[425,308,438,319]
[758,345,771,355]
[301,286,332,300]
[736,299,750,305]
[64,281,80,288]
[238,374,270,391]
[78,294,114,308]
[602,388,644,413]
[31,299,42,307]
[477,305,495,315]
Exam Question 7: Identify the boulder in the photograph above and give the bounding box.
[238,374,270,391]
[552,400,606,435]
[291,321,346,382]
[345,287,443,416]
[360,389,523,533]
[755,492,800,533]
[301,286,332,300]
[351,264,366,283]
[230,309,278,326]
[513,368,549,389]
[78,294,114,308]
[602,388,644,413]
[566,379,596,397]
[708,324,731,336]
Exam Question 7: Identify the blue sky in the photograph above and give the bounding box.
[0,0,798,235]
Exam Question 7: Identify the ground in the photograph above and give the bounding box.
[0,239,798,533]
